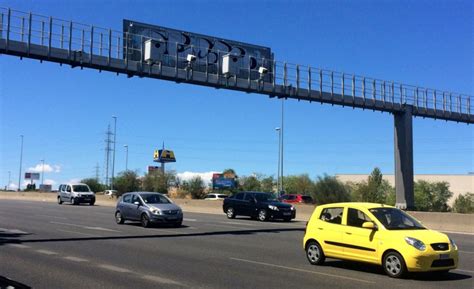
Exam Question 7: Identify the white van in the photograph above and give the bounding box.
[57,183,96,205]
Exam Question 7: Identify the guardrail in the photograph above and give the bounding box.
[1,7,472,122]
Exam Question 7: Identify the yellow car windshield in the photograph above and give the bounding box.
[369,208,425,230]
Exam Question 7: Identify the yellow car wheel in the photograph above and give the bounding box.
[306,241,325,265]
[383,251,407,278]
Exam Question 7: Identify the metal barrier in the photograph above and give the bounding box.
[0,7,472,121]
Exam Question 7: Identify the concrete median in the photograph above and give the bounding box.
[0,191,472,234]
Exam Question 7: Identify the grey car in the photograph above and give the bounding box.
[115,192,183,227]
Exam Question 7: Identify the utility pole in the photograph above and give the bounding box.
[40,159,45,187]
[94,163,100,182]
[275,127,281,194]
[104,124,113,188]
[111,116,117,190]
[280,100,284,194]
[18,135,24,192]
[7,171,11,190]
[124,144,129,171]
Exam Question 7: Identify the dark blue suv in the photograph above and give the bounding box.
[223,192,296,222]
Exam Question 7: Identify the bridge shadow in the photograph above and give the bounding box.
[0,229,31,247]
[0,227,304,246]
[0,275,31,289]
[324,260,472,281]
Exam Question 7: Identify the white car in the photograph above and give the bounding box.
[58,183,95,205]
[204,194,228,200]
[105,190,118,198]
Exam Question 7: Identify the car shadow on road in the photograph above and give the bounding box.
[0,227,304,246]
[324,260,472,281]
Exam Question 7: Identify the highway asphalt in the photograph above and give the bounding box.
[0,199,473,289]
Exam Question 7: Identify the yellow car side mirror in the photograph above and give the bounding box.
[362,221,377,230]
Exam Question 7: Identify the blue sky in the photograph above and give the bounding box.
[1,0,473,189]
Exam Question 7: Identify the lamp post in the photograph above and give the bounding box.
[111,116,117,189]
[18,135,24,191]
[124,144,128,171]
[7,171,11,190]
[40,159,45,187]
[275,127,281,195]
[280,100,284,195]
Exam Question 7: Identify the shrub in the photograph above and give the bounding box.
[452,193,474,214]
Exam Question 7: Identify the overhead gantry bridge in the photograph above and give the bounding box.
[1,8,472,209]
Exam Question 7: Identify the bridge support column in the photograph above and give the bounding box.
[394,106,415,210]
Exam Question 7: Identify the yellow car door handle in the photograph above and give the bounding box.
[317,227,324,230]
[345,232,352,235]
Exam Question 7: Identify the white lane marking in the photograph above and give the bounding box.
[204,223,246,230]
[36,214,68,220]
[459,250,474,254]
[36,249,58,255]
[443,230,474,236]
[0,228,29,234]
[230,257,375,284]
[57,229,99,237]
[99,264,132,273]
[142,275,182,285]
[183,218,197,222]
[223,221,258,227]
[8,244,31,249]
[63,256,89,262]
[83,226,121,232]
[50,221,121,232]
[455,269,474,274]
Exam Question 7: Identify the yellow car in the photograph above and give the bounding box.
[303,202,458,278]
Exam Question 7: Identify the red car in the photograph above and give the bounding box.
[280,194,313,204]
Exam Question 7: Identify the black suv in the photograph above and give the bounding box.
[223,192,296,222]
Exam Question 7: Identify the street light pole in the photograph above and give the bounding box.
[280,100,284,194]
[40,159,45,187]
[111,116,117,189]
[275,127,281,195]
[7,171,11,190]
[18,135,24,192]
[124,144,128,171]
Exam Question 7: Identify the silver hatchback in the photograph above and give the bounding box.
[115,192,183,227]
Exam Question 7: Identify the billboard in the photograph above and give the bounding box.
[123,20,273,81]
[147,166,161,173]
[212,173,236,190]
[153,149,176,163]
[25,172,40,180]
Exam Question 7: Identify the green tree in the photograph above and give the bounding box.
[141,170,177,194]
[260,175,275,192]
[452,193,474,214]
[283,174,314,195]
[414,180,453,212]
[181,176,206,199]
[239,175,261,191]
[114,171,141,196]
[81,178,106,193]
[312,175,350,204]
[351,168,391,203]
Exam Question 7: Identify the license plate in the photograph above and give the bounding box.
[283,212,291,216]
[167,216,177,220]
[439,254,450,259]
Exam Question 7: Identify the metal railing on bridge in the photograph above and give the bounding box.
[0,7,472,123]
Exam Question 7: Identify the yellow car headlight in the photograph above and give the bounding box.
[405,237,426,251]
